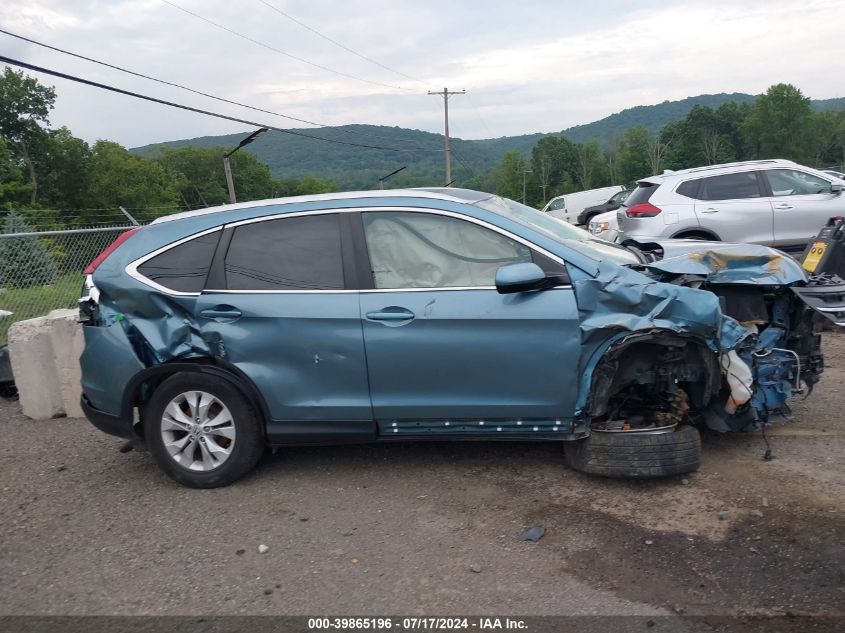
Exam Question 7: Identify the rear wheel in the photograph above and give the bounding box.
[146,373,265,488]
[564,425,701,478]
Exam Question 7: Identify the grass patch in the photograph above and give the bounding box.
[0,272,83,346]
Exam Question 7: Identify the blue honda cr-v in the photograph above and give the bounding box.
[78,188,828,487]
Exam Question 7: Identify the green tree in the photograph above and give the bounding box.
[529,136,577,206]
[805,110,845,167]
[0,137,27,204]
[0,69,56,204]
[159,146,229,207]
[0,211,57,288]
[574,140,608,190]
[493,150,528,201]
[35,127,92,211]
[617,126,653,182]
[295,176,335,195]
[158,146,281,207]
[743,83,813,161]
[85,141,182,222]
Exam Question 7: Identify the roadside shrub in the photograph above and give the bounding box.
[0,212,58,288]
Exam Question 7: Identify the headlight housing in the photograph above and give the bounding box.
[589,221,610,235]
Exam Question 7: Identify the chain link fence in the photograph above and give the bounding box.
[0,225,138,345]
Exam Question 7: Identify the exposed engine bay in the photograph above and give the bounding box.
[581,240,828,435]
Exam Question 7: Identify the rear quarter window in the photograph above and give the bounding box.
[624,183,658,206]
[137,231,220,293]
[676,179,702,199]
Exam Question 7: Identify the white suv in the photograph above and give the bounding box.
[616,159,845,253]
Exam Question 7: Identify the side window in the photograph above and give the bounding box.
[676,179,701,199]
[610,189,630,204]
[225,214,344,290]
[699,172,762,201]
[362,212,532,289]
[137,231,220,293]
[547,198,566,211]
[765,169,832,196]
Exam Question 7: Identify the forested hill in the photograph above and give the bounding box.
[132,92,845,189]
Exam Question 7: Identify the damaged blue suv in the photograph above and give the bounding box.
[79,189,831,487]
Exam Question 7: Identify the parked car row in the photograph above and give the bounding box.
[540,185,626,225]
[581,159,845,252]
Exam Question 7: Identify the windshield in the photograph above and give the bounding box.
[471,194,638,265]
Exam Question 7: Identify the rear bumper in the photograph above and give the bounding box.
[81,393,134,439]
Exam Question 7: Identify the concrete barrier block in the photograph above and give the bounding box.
[47,309,85,419]
[8,308,84,420]
[8,315,65,419]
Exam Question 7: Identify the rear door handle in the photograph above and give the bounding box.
[365,307,415,321]
[200,305,242,321]
[774,203,794,210]
[700,207,719,214]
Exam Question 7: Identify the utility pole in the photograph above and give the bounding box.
[223,128,269,204]
[222,156,236,204]
[428,87,465,186]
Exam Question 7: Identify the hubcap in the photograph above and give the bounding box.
[160,391,236,471]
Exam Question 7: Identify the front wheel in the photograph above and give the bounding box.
[146,373,265,488]
[564,425,701,478]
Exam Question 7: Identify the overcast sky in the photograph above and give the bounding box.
[1,0,843,148]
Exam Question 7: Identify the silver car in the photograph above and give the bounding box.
[616,159,845,253]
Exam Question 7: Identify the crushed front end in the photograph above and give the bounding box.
[575,241,826,436]
[634,242,825,432]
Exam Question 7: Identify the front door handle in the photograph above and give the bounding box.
[774,203,794,210]
[365,307,415,321]
[700,207,719,214]
[200,305,242,321]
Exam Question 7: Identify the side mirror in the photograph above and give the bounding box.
[831,184,844,195]
[495,262,548,294]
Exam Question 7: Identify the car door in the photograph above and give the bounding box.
[356,209,582,435]
[692,171,775,244]
[195,211,373,442]
[763,168,841,252]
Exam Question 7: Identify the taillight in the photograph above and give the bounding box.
[83,227,141,275]
[625,202,662,218]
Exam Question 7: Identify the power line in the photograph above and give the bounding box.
[256,0,424,85]
[451,149,478,182]
[466,92,496,139]
[160,0,414,92]
[0,27,322,129]
[0,54,444,154]
[0,28,430,149]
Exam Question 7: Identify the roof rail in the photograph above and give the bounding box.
[680,159,793,175]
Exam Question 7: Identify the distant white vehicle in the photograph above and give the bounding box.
[541,185,626,225]
[588,210,620,242]
[821,169,845,180]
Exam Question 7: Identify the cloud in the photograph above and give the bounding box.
[0,0,841,146]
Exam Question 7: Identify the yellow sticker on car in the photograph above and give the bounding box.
[802,242,827,272]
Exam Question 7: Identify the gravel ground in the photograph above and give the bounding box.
[1,334,844,619]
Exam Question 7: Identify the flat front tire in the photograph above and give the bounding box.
[564,425,701,479]
[146,373,265,488]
